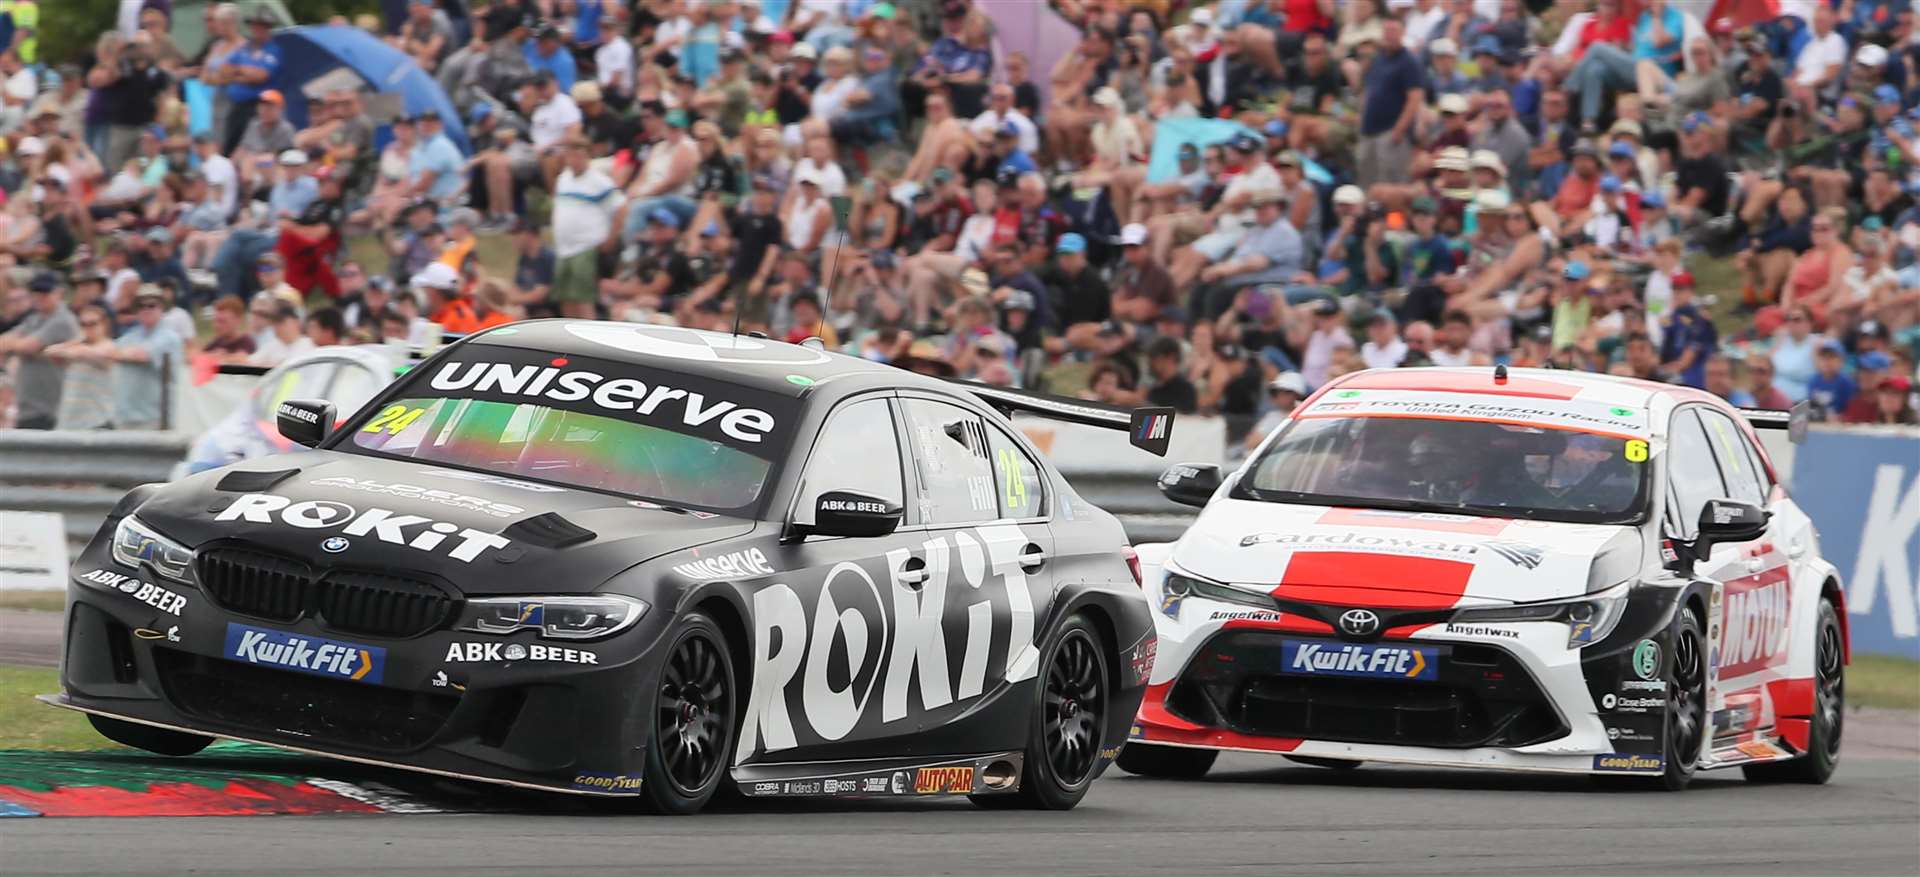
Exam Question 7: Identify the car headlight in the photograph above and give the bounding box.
[456,596,649,641]
[110,516,195,584]
[1165,571,1275,610]
[1449,582,1631,648]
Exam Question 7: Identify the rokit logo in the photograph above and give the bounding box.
[214,494,511,562]
[1719,573,1792,679]
[443,642,599,664]
[736,523,1042,760]
[429,360,777,444]
[81,569,186,615]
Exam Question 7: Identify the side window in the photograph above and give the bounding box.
[986,423,1045,519]
[1697,409,1766,506]
[1666,409,1729,537]
[800,397,904,510]
[899,398,997,526]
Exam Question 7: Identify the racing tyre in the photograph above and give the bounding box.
[1743,598,1843,785]
[636,612,737,815]
[87,715,212,756]
[972,614,1109,810]
[1596,608,1707,792]
[1115,743,1217,778]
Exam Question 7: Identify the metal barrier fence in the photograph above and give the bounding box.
[0,430,190,553]
[0,429,1199,557]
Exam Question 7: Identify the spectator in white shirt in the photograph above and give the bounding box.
[1791,4,1848,94]
[968,83,1039,155]
[1360,311,1408,369]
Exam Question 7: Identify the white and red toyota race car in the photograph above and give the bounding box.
[1124,367,1846,790]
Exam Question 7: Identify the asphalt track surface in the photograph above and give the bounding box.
[4,753,1917,876]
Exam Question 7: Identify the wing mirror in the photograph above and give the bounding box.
[791,490,903,540]
[1692,499,1769,558]
[275,399,335,449]
[1158,463,1222,509]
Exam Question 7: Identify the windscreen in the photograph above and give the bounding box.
[344,347,798,514]
[1236,416,1649,524]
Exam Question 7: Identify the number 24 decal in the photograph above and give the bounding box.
[362,404,426,435]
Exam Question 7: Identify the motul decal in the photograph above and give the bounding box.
[1718,567,1793,679]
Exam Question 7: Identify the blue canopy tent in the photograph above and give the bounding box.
[266,25,471,154]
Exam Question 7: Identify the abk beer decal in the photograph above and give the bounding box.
[736,523,1042,761]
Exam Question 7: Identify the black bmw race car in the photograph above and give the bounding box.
[47,321,1171,813]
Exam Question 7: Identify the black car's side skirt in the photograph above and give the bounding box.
[732,751,1025,799]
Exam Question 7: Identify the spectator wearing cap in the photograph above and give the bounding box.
[523,21,577,92]
[1659,271,1716,388]
[212,9,282,155]
[412,261,477,335]
[249,299,312,367]
[235,89,295,187]
[625,107,701,234]
[1356,16,1425,188]
[1585,173,1637,252]
[691,47,753,137]
[396,110,460,209]
[1322,186,1400,300]
[1240,371,1308,456]
[292,90,374,178]
[1298,297,1355,388]
[1040,232,1108,352]
[1424,37,1470,98]
[1860,374,1919,425]
[1361,310,1407,369]
[1168,133,1281,290]
[970,81,1039,156]
[1112,223,1176,327]
[1195,189,1310,318]
[1144,336,1198,414]
[335,268,389,337]
[1804,337,1856,416]
[781,167,835,256]
[108,286,185,429]
[551,136,625,320]
[826,47,901,147]
[0,272,78,429]
[1430,92,1474,152]
[909,4,992,122]
[135,227,190,299]
[497,219,554,315]
[522,71,582,159]
[605,207,691,316]
[1840,349,1899,423]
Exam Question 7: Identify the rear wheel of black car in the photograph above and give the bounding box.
[87,714,212,756]
[1115,743,1218,778]
[1744,598,1843,785]
[638,611,736,815]
[972,614,1109,810]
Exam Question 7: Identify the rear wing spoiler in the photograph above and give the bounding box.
[1738,401,1810,444]
[948,380,1175,456]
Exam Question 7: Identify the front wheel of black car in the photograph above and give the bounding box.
[1116,743,1218,778]
[87,714,212,756]
[1744,598,1843,785]
[637,611,737,815]
[973,614,1109,811]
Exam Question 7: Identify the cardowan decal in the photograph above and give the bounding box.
[225,623,385,683]
[429,360,777,444]
[214,494,511,562]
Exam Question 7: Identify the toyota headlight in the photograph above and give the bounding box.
[110,516,195,584]
[1449,582,1632,648]
[1164,571,1275,610]
[456,596,649,641]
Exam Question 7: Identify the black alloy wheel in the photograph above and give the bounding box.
[973,614,1109,810]
[1744,598,1843,784]
[637,612,736,814]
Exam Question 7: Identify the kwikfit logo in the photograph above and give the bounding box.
[224,623,385,683]
[1283,641,1434,679]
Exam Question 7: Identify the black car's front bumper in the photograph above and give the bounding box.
[58,550,673,797]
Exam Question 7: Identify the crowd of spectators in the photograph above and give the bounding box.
[1,0,1918,437]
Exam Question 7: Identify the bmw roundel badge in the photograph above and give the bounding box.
[321,536,350,554]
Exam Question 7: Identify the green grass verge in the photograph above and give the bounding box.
[1849,654,1920,711]
[0,590,65,613]
[0,666,116,751]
